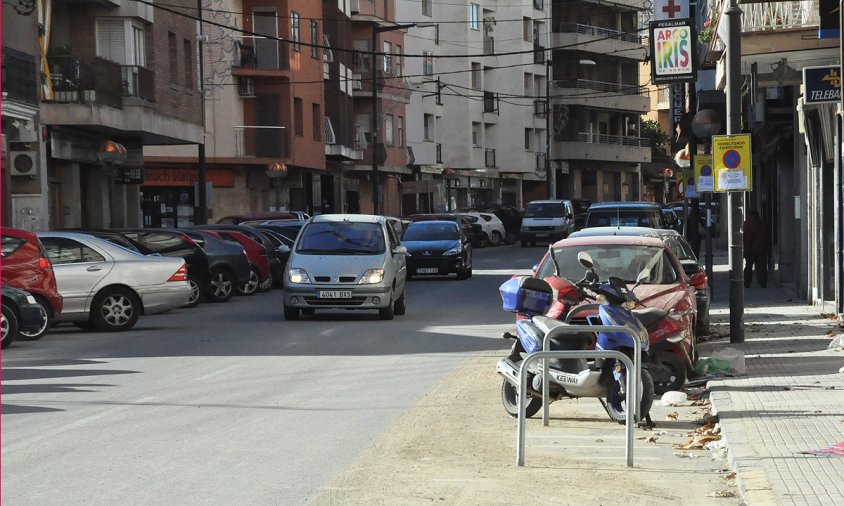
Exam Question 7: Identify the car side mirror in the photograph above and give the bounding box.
[689,271,707,290]
[393,245,408,256]
[531,264,539,274]
[277,244,290,255]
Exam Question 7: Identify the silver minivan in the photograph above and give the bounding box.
[519,199,575,247]
[282,214,408,320]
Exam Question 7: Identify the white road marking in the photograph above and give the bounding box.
[196,364,241,381]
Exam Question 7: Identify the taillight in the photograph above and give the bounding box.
[180,234,199,247]
[39,257,51,270]
[168,263,188,282]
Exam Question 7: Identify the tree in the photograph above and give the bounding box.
[641,119,670,159]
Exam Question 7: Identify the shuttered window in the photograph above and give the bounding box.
[96,18,127,63]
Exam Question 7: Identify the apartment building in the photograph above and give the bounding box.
[2,2,44,230]
[399,0,551,212]
[549,0,651,202]
[698,0,837,306]
[35,0,203,229]
[146,0,328,224]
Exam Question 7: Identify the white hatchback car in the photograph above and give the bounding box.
[282,214,408,320]
[465,212,507,246]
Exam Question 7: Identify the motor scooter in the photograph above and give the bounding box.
[497,252,654,424]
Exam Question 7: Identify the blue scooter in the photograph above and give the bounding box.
[497,251,655,424]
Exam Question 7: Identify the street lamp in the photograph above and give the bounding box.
[98,140,127,228]
[266,161,288,212]
[371,22,416,215]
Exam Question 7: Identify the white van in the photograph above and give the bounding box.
[519,199,575,247]
[282,214,408,320]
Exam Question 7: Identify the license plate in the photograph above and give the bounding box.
[318,290,352,299]
[534,233,548,238]
[417,267,439,274]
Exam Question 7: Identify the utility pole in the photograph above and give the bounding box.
[546,58,554,199]
[196,0,208,224]
[726,0,745,343]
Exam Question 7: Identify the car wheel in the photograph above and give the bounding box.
[185,276,202,308]
[379,295,395,320]
[284,303,300,321]
[394,288,407,316]
[206,268,234,303]
[476,234,489,248]
[456,266,469,280]
[257,272,273,293]
[236,268,260,296]
[91,287,141,332]
[1,304,18,349]
[490,231,503,246]
[18,297,52,341]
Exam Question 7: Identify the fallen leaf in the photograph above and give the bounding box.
[595,439,605,443]
[827,330,837,337]
[723,472,737,480]
[666,412,679,420]
[708,490,737,498]
[646,435,658,444]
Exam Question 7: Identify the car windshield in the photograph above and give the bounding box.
[403,223,459,241]
[537,244,678,284]
[525,203,563,218]
[586,210,660,228]
[297,222,385,254]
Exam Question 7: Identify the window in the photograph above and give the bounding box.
[398,116,404,147]
[396,45,402,76]
[1,236,25,257]
[524,73,532,96]
[422,0,432,17]
[423,51,433,77]
[383,41,392,74]
[470,4,480,30]
[472,122,482,147]
[310,20,319,59]
[313,103,321,140]
[523,18,531,41]
[168,32,178,84]
[183,39,194,89]
[424,114,434,141]
[96,18,145,66]
[291,11,300,51]
[525,128,532,149]
[132,25,146,66]
[294,97,304,136]
[471,62,482,89]
[41,237,105,265]
[385,114,394,146]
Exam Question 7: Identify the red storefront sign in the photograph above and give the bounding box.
[142,168,235,187]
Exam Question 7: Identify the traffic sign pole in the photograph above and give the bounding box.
[726,0,745,343]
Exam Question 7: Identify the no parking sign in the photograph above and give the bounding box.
[711,134,752,192]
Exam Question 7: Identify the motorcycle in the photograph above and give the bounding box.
[497,252,655,424]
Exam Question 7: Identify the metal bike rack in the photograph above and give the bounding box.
[541,323,643,427]
[517,350,637,467]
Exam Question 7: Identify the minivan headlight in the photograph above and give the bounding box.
[288,268,311,284]
[359,268,385,284]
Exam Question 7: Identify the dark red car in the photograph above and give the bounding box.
[201,230,270,296]
[1,227,63,340]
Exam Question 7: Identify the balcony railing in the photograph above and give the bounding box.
[571,79,644,96]
[533,44,545,64]
[576,132,650,147]
[483,36,494,55]
[46,55,123,109]
[536,152,546,170]
[235,39,289,70]
[483,91,498,113]
[324,117,336,145]
[2,47,37,104]
[233,125,290,158]
[554,23,641,44]
[740,0,819,31]
[485,148,496,167]
[121,65,155,101]
[534,99,547,116]
[436,143,443,163]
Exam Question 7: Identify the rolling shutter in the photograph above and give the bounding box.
[96,18,127,64]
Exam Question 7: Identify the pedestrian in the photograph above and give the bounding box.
[743,209,770,288]
[684,199,701,260]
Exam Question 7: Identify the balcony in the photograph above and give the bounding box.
[46,56,123,108]
[484,36,494,55]
[233,125,290,159]
[551,133,651,163]
[534,44,546,64]
[485,148,496,167]
[551,23,645,61]
[483,91,498,113]
[551,79,649,113]
[2,48,37,104]
[233,39,290,74]
[121,65,155,102]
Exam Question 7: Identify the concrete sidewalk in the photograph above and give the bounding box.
[700,251,844,505]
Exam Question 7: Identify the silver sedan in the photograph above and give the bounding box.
[38,232,191,332]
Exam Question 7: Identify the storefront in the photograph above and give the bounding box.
[141,168,235,228]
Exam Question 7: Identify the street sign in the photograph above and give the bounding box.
[649,19,697,84]
[694,154,714,192]
[653,0,689,21]
[712,134,752,192]
[803,65,841,104]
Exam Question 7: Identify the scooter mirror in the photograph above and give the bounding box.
[577,251,594,269]
[636,268,651,284]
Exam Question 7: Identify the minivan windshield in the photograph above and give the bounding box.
[586,210,661,228]
[297,222,385,255]
[525,202,564,218]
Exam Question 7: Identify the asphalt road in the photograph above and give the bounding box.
[1,243,543,505]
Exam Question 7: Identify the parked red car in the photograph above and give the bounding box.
[1,227,63,340]
[200,230,270,296]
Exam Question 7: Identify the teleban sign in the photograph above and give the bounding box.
[649,18,697,84]
[802,65,841,104]
[711,134,752,192]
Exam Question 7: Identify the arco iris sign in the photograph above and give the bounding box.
[649,18,697,84]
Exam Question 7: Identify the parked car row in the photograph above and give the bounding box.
[404,212,507,248]
[0,219,301,348]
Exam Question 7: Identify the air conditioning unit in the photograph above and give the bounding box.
[352,74,362,90]
[10,150,37,177]
[237,77,255,97]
